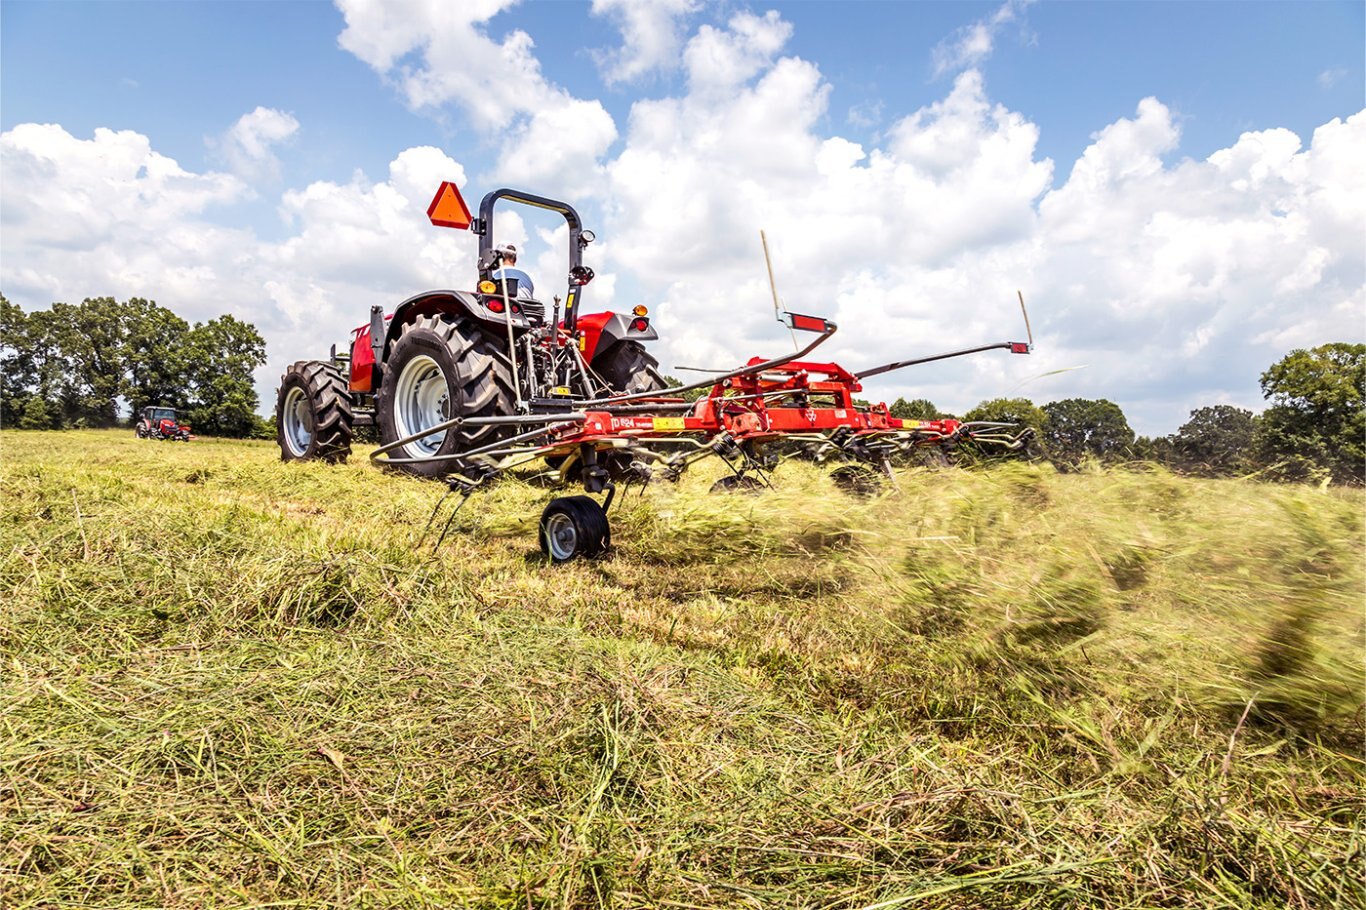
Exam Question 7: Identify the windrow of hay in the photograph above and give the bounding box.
[1,430,1362,909]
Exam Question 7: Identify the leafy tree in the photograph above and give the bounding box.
[122,297,190,412]
[1130,434,1177,466]
[660,374,709,403]
[16,396,54,430]
[43,298,129,427]
[1257,343,1365,484]
[182,314,267,437]
[1171,405,1257,476]
[962,397,1047,460]
[890,397,939,420]
[1,295,37,427]
[1042,398,1135,465]
[963,397,1048,433]
[2,297,266,436]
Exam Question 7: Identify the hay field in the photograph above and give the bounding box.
[2,429,1362,908]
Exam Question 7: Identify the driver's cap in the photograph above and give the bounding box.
[496,243,518,256]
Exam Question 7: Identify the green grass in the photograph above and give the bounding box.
[1,429,1362,909]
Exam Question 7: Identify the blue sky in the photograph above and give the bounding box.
[2,0,1363,433]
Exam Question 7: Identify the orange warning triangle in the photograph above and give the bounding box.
[427,181,472,229]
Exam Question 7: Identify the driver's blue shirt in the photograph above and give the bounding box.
[491,267,534,299]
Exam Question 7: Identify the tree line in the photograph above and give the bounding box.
[3,296,1360,484]
[1,295,267,437]
[889,342,1364,485]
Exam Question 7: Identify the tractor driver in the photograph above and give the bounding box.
[491,243,535,299]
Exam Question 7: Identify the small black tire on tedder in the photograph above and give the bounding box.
[830,464,885,496]
[539,495,611,562]
[277,361,354,464]
[710,474,764,494]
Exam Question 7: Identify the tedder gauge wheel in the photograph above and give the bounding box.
[709,475,764,494]
[830,464,884,496]
[539,495,611,563]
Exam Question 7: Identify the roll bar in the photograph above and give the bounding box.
[471,188,591,331]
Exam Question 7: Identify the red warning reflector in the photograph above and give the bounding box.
[427,181,472,229]
[784,312,830,333]
[1010,342,1030,354]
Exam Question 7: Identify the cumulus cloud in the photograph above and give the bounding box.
[207,106,300,180]
[1318,66,1347,89]
[932,0,1034,77]
[334,0,616,195]
[0,122,479,405]
[682,10,792,96]
[591,0,698,86]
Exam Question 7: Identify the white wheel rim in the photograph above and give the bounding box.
[394,354,449,457]
[282,386,312,456]
[545,513,578,560]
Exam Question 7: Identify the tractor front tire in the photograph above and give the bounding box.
[277,361,354,464]
[593,340,666,395]
[375,315,516,479]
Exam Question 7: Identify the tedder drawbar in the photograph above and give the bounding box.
[276,183,1036,562]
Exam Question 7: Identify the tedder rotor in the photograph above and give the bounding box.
[276,182,1037,562]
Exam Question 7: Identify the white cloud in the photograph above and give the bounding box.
[208,106,300,179]
[1,123,480,408]
[932,0,1034,77]
[591,0,698,86]
[1318,66,1347,89]
[847,99,883,129]
[682,10,792,96]
[334,0,616,194]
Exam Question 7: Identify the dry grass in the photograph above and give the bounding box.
[1,429,1362,909]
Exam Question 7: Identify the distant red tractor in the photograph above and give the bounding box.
[135,406,193,441]
[275,187,664,475]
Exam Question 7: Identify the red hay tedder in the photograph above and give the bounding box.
[276,183,1035,561]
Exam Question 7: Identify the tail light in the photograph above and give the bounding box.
[487,299,505,313]
[630,317,649,332]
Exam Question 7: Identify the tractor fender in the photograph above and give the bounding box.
[386,290,531,355]
[580,312,659,363]
[353,290,533,391]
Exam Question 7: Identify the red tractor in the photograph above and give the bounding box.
[135,406,193,441]
[275,187,664,475]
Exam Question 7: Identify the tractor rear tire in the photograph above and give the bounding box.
[376,314,517,479]
[277,361,354,464]
[539,496,610,562]
[594,340,666,395]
